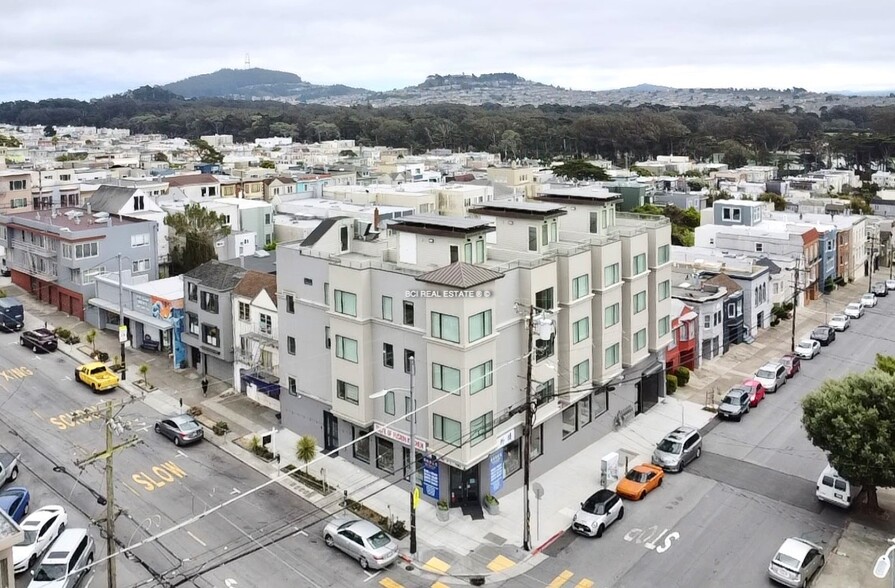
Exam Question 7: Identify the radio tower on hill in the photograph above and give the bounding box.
[244,53,251,69]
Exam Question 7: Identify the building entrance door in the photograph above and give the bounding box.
[449,465,480,507]
[323,411,339,455]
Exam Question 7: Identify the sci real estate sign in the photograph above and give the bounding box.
[422,454,439,500]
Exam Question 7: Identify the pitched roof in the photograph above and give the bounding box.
[184,260,247,291]
[301,216,349,247]
[233,270,277,303]
[704,272,742,293]
[416,262,504,289]
[755,257,782,274]
[166,174,220,187]
[88,185,138,212]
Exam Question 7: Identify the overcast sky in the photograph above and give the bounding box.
[2,0,893,101]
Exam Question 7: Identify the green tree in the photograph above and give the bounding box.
[295,435,317,473]
[153,152,169,162]
[629,165,653,177]
[164,204,231,275]
[43,124,56,137]
[498,130,522,160]
[259,160,276,169]
[553,159,609,182]
[0,134,21,147]
[801,362,895,511]
[757,192,787,211]
[189,138,224,165]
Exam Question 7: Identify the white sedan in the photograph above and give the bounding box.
[794,339,820,360]
[861,293,877,308]
[887,279,895,291]
[827,314,850,331]
[12,505,68,573]
[844,302,864,318]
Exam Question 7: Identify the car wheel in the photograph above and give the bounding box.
[33,345,38,353]
[324,534,334,548]
[639,491,646,501]
[657,477,663,487]
[359,556,369,570]
[695,447,702,459]
[24,502,29,514]
[154,423,161,433]
[29,554,36,569]
[9,466,17,481]
[18,338,23,346]
[596,524,605,538]
[174,436,182,446]
[618,506,624,520]
[87,554,93,565]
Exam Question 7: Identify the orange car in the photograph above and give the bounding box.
[616,464,665,500]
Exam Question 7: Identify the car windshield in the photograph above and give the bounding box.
[657,439,682,454]
[582,497,608,515]
[34,563,68,582]
[773,552,803,573]
[626,470,649,483]
[832,315,846,321]
[722,394,741,404]
[177,420,200,432]
[847,303,860,309]
[367,530,391,549]
[756,369,775,379]
[16,529,38,545]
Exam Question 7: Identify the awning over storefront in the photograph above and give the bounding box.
[88,298,172,331]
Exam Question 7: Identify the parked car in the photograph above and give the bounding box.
[154,415,204,446]
[74,362,119,392]
[768,537,825,587]
[615,464,664,501]
[780,354,801,378]
[873,282,888,297]
[322,518,399,570]
[28,528,94,588]
[816,465,862,509]
[794,339,821,359]
[0,265,10,278]
[861,293,877,308]
[810,326,836,346]
[13,505,68,574]
[19,329,58,354]
[0,486,30,523]
[887,278,895,291]
[651,426,702,472]
[754,362,788,393]
[718,388,751,420]
[0,452,20,487]
[739,380,767,407]
[827,314,850,332]
[844,302,865,319]
[572,489,624,538]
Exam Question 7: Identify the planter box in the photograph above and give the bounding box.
[484,502,499,516]
[436,508,450,522]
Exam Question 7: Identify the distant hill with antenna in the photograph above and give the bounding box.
[162,68,367,101]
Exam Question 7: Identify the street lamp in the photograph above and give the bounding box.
[873,539,895,585]
[371,356,417,558]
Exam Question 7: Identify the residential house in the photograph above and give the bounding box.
[166,173,221,200]
[0,207,158,320]
[31,168,81,209]
[239,177,266,200]
[263,176,297,201]
[89,274,186,366]
[0,169,32,212]
[486,164,540,199]
[666,299,698,372]
[277,194,672,505]
[232,271,279,409]
[671,268,728,367]
[181,261,247,381]
[704,273,744,351]
[0,509,22,588]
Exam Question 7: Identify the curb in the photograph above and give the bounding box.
[532,529,566,555]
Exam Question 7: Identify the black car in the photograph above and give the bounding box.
[154,415,204,446]
[873,282,888,297]
[19,328,58,353]
[810,325,836,346]
[0,266,10,278]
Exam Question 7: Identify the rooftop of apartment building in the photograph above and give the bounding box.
[165,173,220,187]
[212,197,272,209]
[765,210,864,230]
[536,183,623,203]
[277,198,412,217]
[670,267,729,302]
[1,207,149,231]
[184,260,248,290]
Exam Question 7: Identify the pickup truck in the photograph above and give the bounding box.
[0,453,20,487]
[74,362,120,392]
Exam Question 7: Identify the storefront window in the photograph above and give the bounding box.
[578,395,592,429]
[503,438,521,477]
[376,438,394,472]
[353,427,371,464]
[592,390,609,420]
[532,425,543,460]
[562,405,578,439]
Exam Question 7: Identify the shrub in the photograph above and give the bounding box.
[484,494,499,505]
[437,500,449,510]
[390,519,407,538]
[54,327,70,340]
[666,374,678,394]
[187,406,203,417]
[675,366,690,386]
[212,421,230,436]
[95,351,110,362]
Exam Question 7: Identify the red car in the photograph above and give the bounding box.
[740,379,767,408]
[780,354,801,378]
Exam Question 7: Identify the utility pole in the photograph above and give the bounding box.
[868,234,875,294]
[522,305,534,552]
[790,257,800,353]
[74,401,140,588]
[118,254,127,381]
[408,356,417,558]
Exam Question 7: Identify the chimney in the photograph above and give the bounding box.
[86,202,92,215]
[373,207,380,229]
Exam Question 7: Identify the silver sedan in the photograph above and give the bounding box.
[322,518,399,570]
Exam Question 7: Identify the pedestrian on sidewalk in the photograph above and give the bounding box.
[202,376,209,397]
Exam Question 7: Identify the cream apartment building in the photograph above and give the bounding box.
[278,188,672,508]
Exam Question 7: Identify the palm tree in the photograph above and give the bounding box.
[138,363,150,386]
[295,436,317,473]
[85,329,97,353]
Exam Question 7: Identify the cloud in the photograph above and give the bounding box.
[0,0,893,100]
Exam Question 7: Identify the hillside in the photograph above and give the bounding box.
[162,68,368,101]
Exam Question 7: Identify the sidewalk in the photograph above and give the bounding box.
[0,276,880,584]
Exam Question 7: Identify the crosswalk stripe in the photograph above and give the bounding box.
[379,579,403,588]
[574,579,594,588]
[548,570,575,588]
[431,583,450,588]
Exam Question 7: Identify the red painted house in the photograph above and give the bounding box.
[666,299,698,372]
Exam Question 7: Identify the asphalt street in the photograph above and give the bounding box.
[517,290,895,588]
[0,332,398,588]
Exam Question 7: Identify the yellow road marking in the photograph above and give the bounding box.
[379,579,403,588]
[548,570,575,588]
[487,554,515,572]
[431,582,450,588]
[422,556,451,574]
[574,579,594,588]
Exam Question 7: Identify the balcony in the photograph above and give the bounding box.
[7,253,57,282]
[10,238,56,258]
